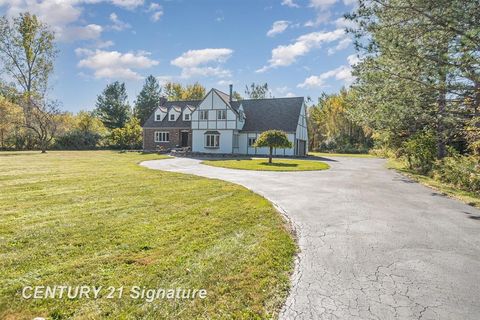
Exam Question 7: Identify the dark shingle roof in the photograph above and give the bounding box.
[232,97,304,132]
[142,100,200,128]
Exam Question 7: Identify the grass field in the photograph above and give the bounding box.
[387,158,480,208]
[0,151,296,319]
[202,158,330,171]
[309,152,377,158]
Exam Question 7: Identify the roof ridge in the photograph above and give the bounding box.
[238,96,304,102]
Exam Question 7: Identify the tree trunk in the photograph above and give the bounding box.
[269,146,273,163]
[437,75,447,159]
[0,129,4,150]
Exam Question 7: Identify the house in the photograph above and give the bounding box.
[142,86,308,156]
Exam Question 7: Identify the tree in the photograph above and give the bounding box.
[21,98,61,153]
[254,130,292,163]
[309,89,372,153]
[346,0,480,159]
[164,82,206,101]
[109,117,143,149]
[232,91,243,101]
[245,83,272,99]
[182,82,206,100]
[95,81,131,129]
[0,96,23,150]
[134,75,163,125]
[0,13,57,149]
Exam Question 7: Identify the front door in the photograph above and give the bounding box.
[181,131,189,147]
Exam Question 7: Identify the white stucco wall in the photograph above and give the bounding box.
[192,130,234,154]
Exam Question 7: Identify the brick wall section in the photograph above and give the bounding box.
[143,128,192,151]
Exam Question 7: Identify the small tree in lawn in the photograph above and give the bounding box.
[254,130,292,164]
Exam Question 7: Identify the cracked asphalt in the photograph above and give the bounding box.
[141,156,480,320]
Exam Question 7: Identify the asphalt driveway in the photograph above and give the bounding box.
[141,156,480,320]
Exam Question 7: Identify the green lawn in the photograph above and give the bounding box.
[309,152,377,158]
[202,158,330,171]
[387,158,480,208]
[0,151,296,319]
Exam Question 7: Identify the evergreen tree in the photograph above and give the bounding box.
[95,82,131,129]
[134,75,162,125]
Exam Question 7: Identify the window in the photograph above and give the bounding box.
[184,113,190,121]
[205,133,220,148]
[248,137,256,147]
[217,110,226,120]
[169,114,175,121]
[155,131,169,142]
[199,110,208,120]
[233,134,239,148]
[239,110,244,122]
[155,114,161,121]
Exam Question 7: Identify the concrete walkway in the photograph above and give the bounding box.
[141,156,480,320]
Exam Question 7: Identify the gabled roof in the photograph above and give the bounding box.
[231,97,304,132]
[143,100,201,128]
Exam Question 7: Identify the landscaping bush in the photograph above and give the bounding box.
[434,155,480,195]
[401,131,437,174]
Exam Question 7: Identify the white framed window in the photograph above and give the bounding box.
[155,114,161,121]
[183,113,191,121]
[248,137,256,147]
[199,110,208,120]
[233,134,239,148]
[217,110,226,120]
[169,114,175,121]
[205,133,220,148]
[155,131,169,142]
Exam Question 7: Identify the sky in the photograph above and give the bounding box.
[0,0,359,113]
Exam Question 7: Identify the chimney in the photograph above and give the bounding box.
[229,84,233,102]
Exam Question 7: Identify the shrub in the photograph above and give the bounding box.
[55,130,102,150]
[434,155,480,195]
[402,131,437,174]
[109,117,142,149]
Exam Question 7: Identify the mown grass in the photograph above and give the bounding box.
[309,152,377,158]
[202,158,330,171]
[0,151,296,319]
[387,158,480,208]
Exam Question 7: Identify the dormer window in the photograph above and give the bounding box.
[217,110,226,120]
[155,114,161,121]
[184,113,191,121]
[169,114,175,121]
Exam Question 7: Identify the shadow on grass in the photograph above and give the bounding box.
[0,151,40,157]
[258,162,298,167]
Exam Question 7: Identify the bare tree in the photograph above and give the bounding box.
[20,98,60,153]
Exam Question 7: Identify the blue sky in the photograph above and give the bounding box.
[0,0,358,113]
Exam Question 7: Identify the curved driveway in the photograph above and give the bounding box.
[141,156,480,320]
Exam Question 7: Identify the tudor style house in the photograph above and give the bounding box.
[142,86,308,156]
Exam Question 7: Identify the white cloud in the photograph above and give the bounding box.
[95,40,115,49]
[171,48,233,79]
[347,53,360,65]
[298,65,354,88]
[267,20,290,37]
[76,48,159,80]
[147,2,163,22]
[257,29,345,72]
[61,24,103,42]
[309,0,338,10]
[0,0,146,42]
[281,0,299,8]
[110,0,144,9]
[286,92,296,97]
[109,12,131,31]
[327,37,352,55]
